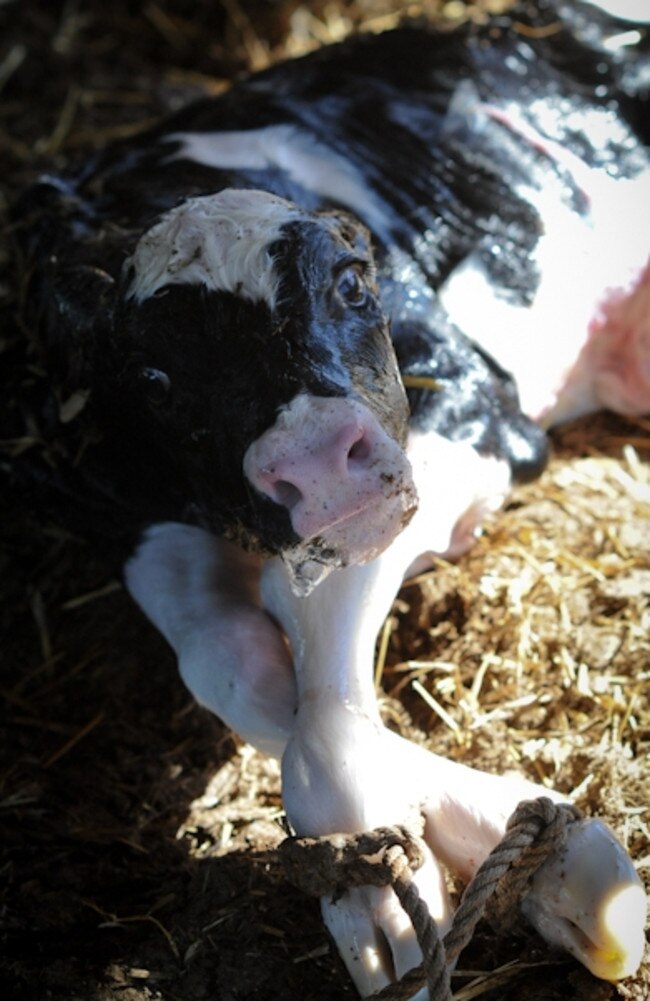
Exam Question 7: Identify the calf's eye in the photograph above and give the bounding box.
[336,265,368,307]
[140,366,171,404]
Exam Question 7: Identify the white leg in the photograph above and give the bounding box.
[261,552,452,995]
[262,544,646,990]
[388,734,646,981]
[124,522,297,759]
[124,515,646,989]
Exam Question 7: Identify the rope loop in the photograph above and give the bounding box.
[279,824,426,901]
[487,797,583,933]
[280,796,582,1001]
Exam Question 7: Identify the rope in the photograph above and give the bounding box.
[441,798,581,968]
[280,797,582,1001]
[280,824,426,900]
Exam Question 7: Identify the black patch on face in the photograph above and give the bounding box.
[268,214,410,444]
[106,281,301,546]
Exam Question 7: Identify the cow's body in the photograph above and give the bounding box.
[13,0,649,995]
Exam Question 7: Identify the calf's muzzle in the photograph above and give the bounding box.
[243,394,418,593]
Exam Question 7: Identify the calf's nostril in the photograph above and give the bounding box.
[347,432,371,464]
[273,479,302,510]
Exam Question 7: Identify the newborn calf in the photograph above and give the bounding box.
[14,0,649,994]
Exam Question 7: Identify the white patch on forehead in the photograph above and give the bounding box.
[165,124,391,241]
[126,188,300,307]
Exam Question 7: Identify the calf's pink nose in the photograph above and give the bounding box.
[253,420,372,511]
[242,395,413,545]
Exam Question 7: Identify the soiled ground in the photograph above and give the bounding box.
[1,2,648,1000]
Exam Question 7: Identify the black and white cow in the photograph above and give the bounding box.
[14,0,648,995]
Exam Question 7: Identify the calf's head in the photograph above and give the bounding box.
[112,189,416,592]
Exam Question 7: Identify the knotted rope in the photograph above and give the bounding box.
[280,797,582,1001]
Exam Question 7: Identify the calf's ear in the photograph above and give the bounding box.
[12,177,119,389]
[47,264,117,388]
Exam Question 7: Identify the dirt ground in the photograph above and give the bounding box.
[1,2,648,1000]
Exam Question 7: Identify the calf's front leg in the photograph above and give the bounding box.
[125,522,297,759]
[125,519,646,991]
